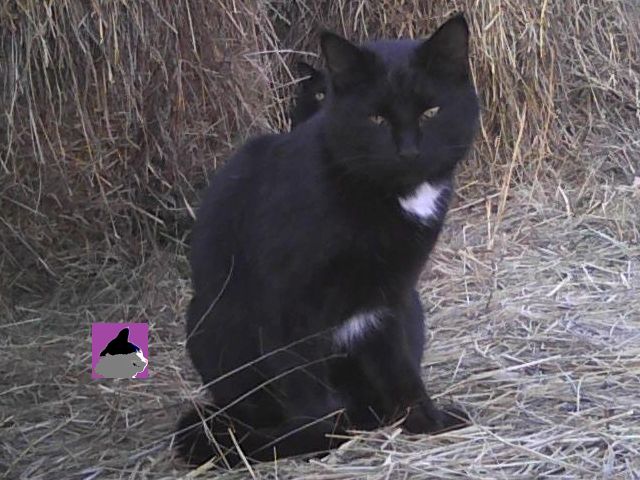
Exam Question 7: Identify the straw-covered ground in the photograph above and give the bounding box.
[1,0,639,479]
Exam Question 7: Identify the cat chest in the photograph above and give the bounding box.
[398,181,449,223]
[333,309,387,349]
[325,182,449,349]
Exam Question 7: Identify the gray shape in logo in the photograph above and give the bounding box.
[95,351,148,378]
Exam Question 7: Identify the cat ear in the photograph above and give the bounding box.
[320,32,372,91]
[116,328,130,340]
[414,14,470,81]
[296,61,320,80]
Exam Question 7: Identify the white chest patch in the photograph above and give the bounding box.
[399,182,448,222]
[334,310,385,349]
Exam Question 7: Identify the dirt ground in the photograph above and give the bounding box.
[3,174,639,479]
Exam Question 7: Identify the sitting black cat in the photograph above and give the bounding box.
[289,61,327,128]
[177,14,480,467]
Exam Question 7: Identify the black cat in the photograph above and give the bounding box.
[289,61,327,128]
[177,14,480,466]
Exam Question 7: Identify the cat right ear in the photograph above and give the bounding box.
[320,32,372,91]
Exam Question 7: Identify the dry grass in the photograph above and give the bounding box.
[1,0,639,478]
[2,181,638,479]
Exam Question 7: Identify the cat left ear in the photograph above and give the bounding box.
[296,61,320,80]
[414,13,470,81]
[320,31,373,91]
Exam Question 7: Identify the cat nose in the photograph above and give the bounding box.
[399,147,419,161]
[397,129,419,161]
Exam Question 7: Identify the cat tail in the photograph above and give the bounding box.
[175,403,347,467]
[174,405,238,467]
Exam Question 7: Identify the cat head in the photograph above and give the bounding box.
[290,61,328,128]
[319,14,479,194]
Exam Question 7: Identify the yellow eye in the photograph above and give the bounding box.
[422,106,440,119]
[369,115,386,125]
[314,92,325,101]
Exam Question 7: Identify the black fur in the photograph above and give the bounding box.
[177,14,480,467]
[289,61,327,128]
[99,328,140,356]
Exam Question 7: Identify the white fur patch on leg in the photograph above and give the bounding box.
[399,182,448,222]
[334,310,385,348]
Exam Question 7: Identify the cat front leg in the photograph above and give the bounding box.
[339,309,468,434]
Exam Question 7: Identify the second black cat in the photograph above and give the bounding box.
[289,61,327,127]
[177,14,480,467]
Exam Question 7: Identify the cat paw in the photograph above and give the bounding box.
[402,403,469,434]
[438,406,470,432]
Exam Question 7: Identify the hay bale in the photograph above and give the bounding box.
[0,0,281,293]
[1,0,638,294]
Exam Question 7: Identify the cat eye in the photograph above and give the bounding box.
[369,115,386,126]
[421,106,440,120]
[314,92,325,101]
